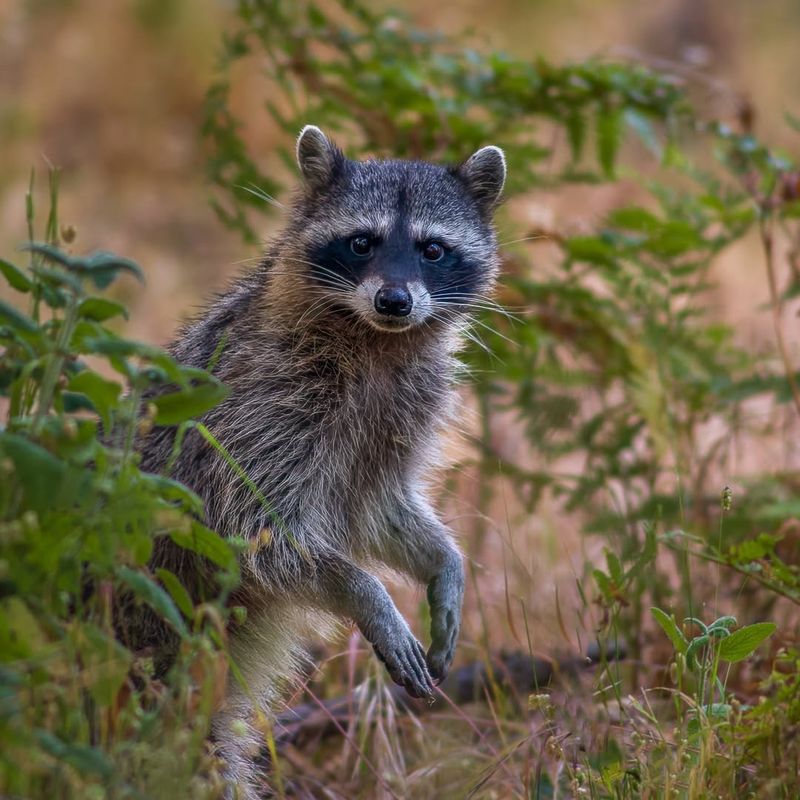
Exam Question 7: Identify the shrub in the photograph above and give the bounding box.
[0,172,238,799]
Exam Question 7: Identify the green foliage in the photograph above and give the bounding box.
[0,173,236,798]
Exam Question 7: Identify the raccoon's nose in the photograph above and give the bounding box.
[374,285,412,317]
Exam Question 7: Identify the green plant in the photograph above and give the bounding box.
[652,610,775,717]
[0,172,238,798]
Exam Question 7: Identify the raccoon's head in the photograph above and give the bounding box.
[284,125,505,334]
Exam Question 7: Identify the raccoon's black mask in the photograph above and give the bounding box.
[290,125,506,333]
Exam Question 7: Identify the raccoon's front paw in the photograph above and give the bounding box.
[426,561,464,682]
[426,605,459,682]
[369,619,435,699]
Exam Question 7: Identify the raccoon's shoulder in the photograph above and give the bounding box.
[170,263,270,370]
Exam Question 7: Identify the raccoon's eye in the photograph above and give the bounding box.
[349,236,373,257]
[421,241,445,262]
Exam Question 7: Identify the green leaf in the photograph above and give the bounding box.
[31,264,83,293]
[170,522,238,572]
[0,432,85,510]
[624,108,661,157]
[564,111,586,162]
[686,634,709,670]
[22,242,74,268]
[718,622,777,663]
[708,615,737,633]
[117,566,187,635]
[61,391,97,414]
[72,624,131,707]
[566,236,616,266]
[651,607,688,654]
[605,549,623,585]
[23,243,145,288]
[80,250,144,289]
[156,568,195,619]
[153,380,229,425]
[596,106,622,178]
[139,473,204,517]
[68,371,122,428]
[607,206,659,232]
[0,258,32,292]
[593,568,612,599]
[0,298,39,335]
[704,702,732,719]
[77,297,129,322]
[34,731,113,779]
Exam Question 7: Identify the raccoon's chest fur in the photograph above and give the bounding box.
[167,324,455,556]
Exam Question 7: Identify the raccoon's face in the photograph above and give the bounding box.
[289,126,506,334]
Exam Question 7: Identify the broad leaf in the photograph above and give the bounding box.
[171,522,238,572]
[117,566,187,635]
[0,258,32,292]
[153,381,229,425]
[718,622,777,663]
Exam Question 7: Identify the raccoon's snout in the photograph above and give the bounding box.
[374,285,412,317]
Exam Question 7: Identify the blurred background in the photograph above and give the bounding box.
[3,0,800,342]
[2,0,800,704]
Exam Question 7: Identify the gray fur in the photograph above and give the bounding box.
[135,128,505,798]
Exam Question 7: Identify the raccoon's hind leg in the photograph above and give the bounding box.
[213,604,312,800]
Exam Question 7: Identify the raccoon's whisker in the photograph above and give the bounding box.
[236,182,287,210]
[280,256,359,289]
[468,316,518,348]
[442,302,518,323]
[293,294,340,332]
[498,233,552,247]
[434,297,509,313]
[434,298,518,322]
[229,255,265,268]
[429,302,516,350]
[425,311,496,360]
[280,254,347,276]
[306,276,356,294]
[432,290,514,313]
[457,327,495,359]
[437,304,517,344]
[428,277,465,292]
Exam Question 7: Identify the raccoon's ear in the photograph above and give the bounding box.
[296,125,343,190]
[457,145,506,213]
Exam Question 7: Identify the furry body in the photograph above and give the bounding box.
[135,127,506,797]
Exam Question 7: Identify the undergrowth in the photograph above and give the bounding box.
[0,173,237,798]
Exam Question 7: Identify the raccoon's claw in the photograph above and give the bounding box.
[372,626,436,699]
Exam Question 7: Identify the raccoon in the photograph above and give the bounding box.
[136,125,506,797]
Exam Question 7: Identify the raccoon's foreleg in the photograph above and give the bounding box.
[307,556,437,698]
[384,494,465,682]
